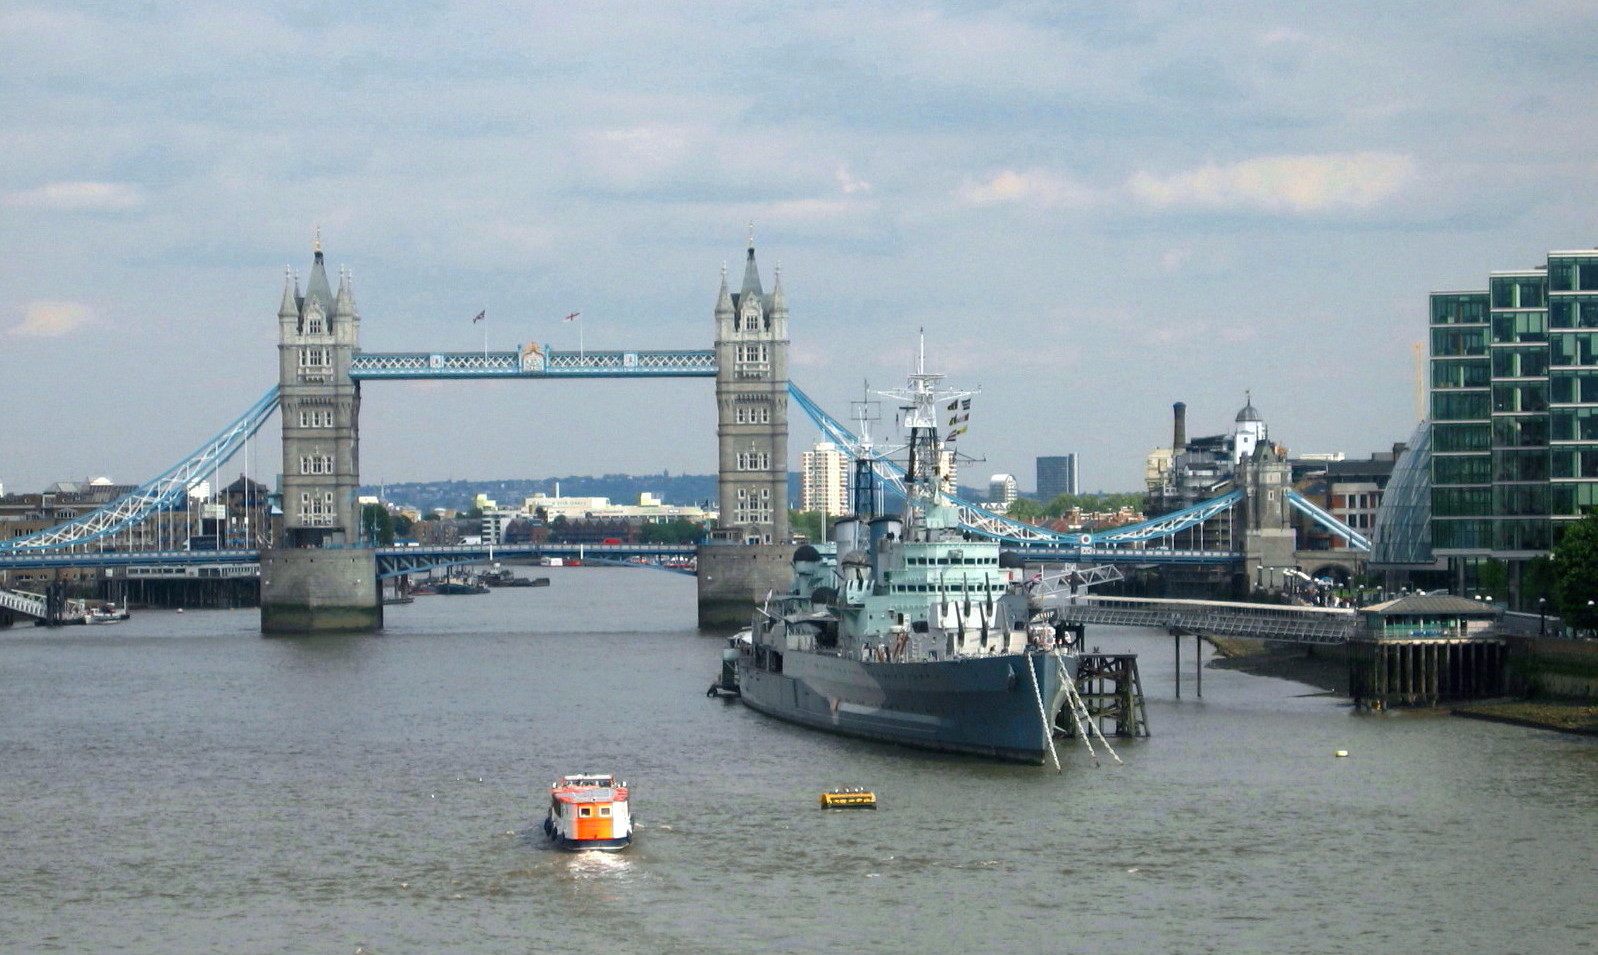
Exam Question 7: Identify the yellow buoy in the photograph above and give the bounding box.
[1334,750,1349,758]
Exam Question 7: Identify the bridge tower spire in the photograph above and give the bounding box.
[713,237,790,545]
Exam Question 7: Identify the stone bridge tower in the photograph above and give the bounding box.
[261,238,380,634]
[712,239,790,545]
[698,238,796,629]
[276,239,362,546]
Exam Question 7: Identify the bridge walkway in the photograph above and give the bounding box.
[1050,595,1358,646]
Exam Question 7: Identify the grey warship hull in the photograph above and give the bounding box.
[736,645,1072,764]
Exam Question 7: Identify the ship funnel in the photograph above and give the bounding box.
[1173,401,1188,451]
[830,515,862,554]
[867,515,902,549]
[867,514,902,579]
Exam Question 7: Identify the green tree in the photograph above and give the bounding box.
[1551,512,1598,631]
[1476,558,1508,602]
[1522,556,1558,616]
[639,519,705,545]
[361,503,395,546]
[789,510,825,543]
[1006,497,1047,522]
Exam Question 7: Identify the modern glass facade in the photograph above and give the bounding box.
[1371,421,1434,567]
[1035,454,1078,501]
[1429,249,1598,565]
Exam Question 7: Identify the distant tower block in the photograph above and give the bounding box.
[262,238,380,634]
[712,238,790,545]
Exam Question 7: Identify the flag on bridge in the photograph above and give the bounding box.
[472,310,485,323]
[564,311,580,322]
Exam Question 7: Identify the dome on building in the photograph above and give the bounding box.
[1235,393,1263,424]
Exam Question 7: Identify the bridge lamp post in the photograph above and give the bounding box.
[1539,596,1546,636]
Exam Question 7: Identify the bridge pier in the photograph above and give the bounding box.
[695,543,793,631]
[260,548,382,635]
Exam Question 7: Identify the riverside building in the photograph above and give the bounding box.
[1427,246,1598,596]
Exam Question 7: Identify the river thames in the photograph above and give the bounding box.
[2,566,1594,954]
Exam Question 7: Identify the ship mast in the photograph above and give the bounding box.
[877,333,978,521]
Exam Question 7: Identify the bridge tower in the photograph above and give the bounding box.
[698,238,795,628]
[260,238,381,634]
[713,239,790,544]
[276,240,363,546]
[1237,436,1296,596]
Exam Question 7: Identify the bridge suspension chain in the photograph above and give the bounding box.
[1,387,281,552]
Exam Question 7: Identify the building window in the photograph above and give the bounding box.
[298,409,335,428]
[299,455,335,475]
[736,451,771,471]
[298,491,335,526]
[734,404,772,425]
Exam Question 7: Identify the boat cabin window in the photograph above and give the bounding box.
[579,806,592,817]
[599,807,611,817]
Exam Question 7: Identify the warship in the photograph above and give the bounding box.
[732,353,1079,764]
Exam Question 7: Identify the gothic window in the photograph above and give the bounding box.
[298,409,335,428]
[734,403,771,424]
[736,451,771,470]
[741,305,762,332]
[298,455,335,475]
[298,491,336,526]
[303,301,327,335]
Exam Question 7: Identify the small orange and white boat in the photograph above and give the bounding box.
[542,773,633,852]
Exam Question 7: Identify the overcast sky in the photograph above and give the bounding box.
[7,1,1598,497]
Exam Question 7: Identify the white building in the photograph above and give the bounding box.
[519,492,713,524]
[800,441,851,516]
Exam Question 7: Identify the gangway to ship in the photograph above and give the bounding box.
[0,586,93,625]
[1050,595,1358,646]
[0,586,52,621]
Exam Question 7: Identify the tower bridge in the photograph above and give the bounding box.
[1,238,1371,632]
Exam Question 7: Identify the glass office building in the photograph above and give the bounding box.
[1035,454,1079,501]
[1429,248,1598,585]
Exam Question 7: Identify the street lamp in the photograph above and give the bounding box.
[1539,596,1547,636]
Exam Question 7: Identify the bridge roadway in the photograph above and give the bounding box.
[1049,595,1358,646]
[0,540,1247,577]
[0,543,698,577]
[6,544,1360,644]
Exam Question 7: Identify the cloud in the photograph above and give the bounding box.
[1127,153,1417,214]
[834,165,871,195]
[8,301,96,337]
[4,181,145,212]
[957,169,1100,209]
